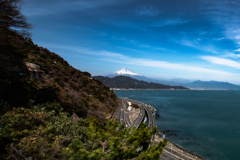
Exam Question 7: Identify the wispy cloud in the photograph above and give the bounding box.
[46,44,239,77]
[213,37,225,41]
[223,53,240,58]
[201,56,240,69]
[139,45,150,48]
[178,38,218,54]
[115,58,238,76]
[46,44,128,58]
[135,6,159,16]
[115,37,177,52]
[23,0,124,16]
[199,1,240,47]
[147,18,190,27]
[160,18,190,26]
[234,48,240,53]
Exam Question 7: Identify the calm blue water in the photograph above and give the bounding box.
[115,90,240,160]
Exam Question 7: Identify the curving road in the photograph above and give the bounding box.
[119,98,156,133]
[144,105,156,144]
[130,104,145,129]
[118,98,196,160]
[119,98,146,129]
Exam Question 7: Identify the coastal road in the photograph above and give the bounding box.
[160,153,177,160]
[130,104,145,129]
[119,98,197,160]
[120,98,156,136]
[144,105,154,129]
[118,100,133,128]
[163,146,197,160]
[119,98,146,130]
[143,104,157,148]
[118,100,126,125]
[124,110,132,128]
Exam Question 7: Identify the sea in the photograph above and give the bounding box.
[115,90,240,160]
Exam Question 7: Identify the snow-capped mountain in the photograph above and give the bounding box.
[104,68,240,89]
[108,68,142,77]
[107,68,158,82]
[107,68,169,83]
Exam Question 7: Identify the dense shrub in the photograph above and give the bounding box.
[0,106,89,159]
[66,120,168,160]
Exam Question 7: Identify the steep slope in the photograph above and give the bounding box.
[0,28,118,121]
[93,76,188,89]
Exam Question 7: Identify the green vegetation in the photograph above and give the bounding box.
[0,104,88,159]
[66,121,167,160]
[0,104,167,159]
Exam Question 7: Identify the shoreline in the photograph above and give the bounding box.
[112,88,189,91]
[150,104,206,160]
[112,88,234,91]
[152,106,206,160]
[168,142,206,160]
[118,97,206,160]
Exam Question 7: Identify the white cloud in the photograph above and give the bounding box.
[135,6,159,16]
[199,1,240,48]
[162,18,190,26]
[225,28,240,46]
[214,37,225,41]
[178,38,218,54]
[201,56,240,69]
[41,44,240,83]
[223,53,240,58]
[139,45,150,48]
[149,18,190,27]
[234,48,240,52]
[23,0,124,16]
[46,44,239,76]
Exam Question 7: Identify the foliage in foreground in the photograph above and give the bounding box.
[66,120,167,160]
[0,104,86,159]
[0,103,167,160]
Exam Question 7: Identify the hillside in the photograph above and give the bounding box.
[184,80,240,90]
[0,2,167,159]
[93,76,188,89]
[0,27,118,121]
[0,27,166,160]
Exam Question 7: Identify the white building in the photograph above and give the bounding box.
[127,106,132,111]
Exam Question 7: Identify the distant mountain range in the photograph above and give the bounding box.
[93,76,188,90]
[103,68,240,90]
[184,80,240,90]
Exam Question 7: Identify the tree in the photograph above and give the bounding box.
[66,119,168,160]
[0,0,32,38]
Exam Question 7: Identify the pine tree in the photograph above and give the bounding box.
[0,0,32,38]
[66,119,167,160]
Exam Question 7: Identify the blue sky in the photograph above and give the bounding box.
[22,0,240,84]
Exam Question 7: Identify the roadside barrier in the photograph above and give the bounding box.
[9,143,32,160]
